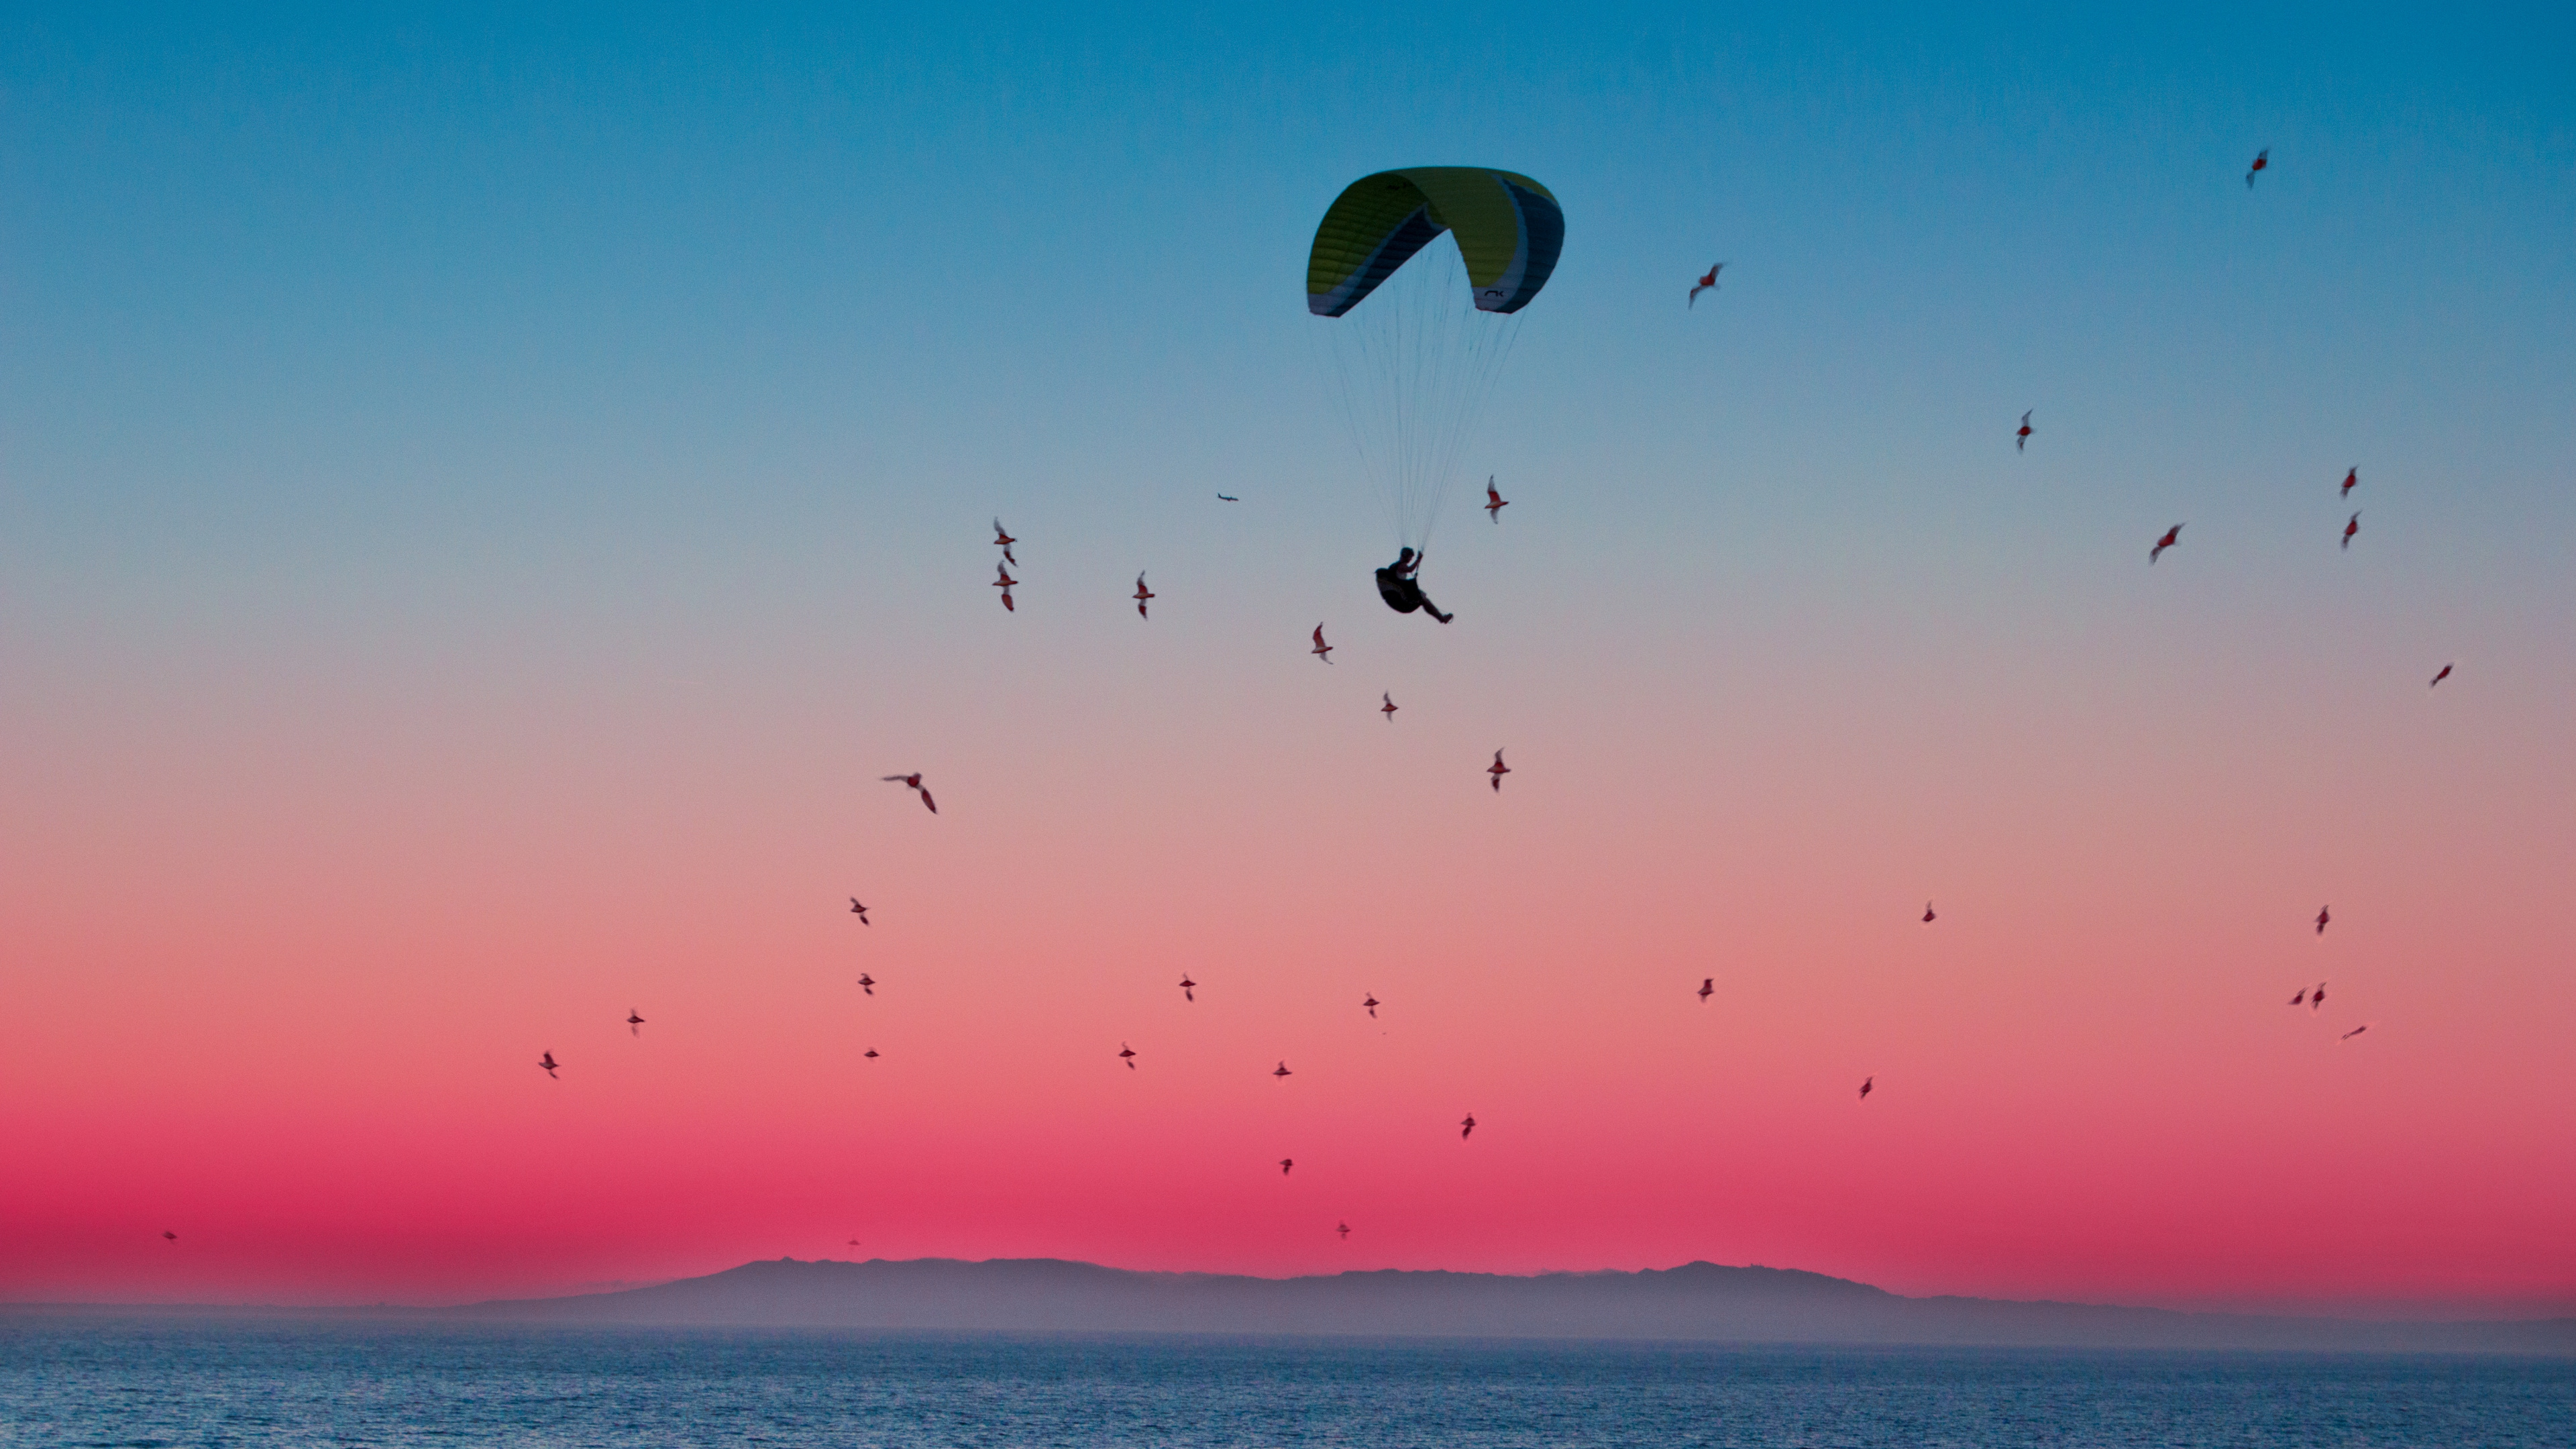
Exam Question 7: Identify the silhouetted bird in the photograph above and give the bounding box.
[1688,262,1723,307]
[1274,1061,1293,1079]
[1179,974,1195,1003]
[2246,148,2269,187]
[2341,467,2358,498]
[1119,1043,1137,1069]
[1311,624,1334,663]
[627,1009,644,1036]
[1134,572,1155,619]
[992,518,1016,551]
[2343,512,2360,551]
[1363,993,1379,1018]
[2312,982,2328,1013]
[1698,977,1715,1003]
[1280,1158,1293,1175]
[1217,494,1239,502]
[1381,692,1397,721]
[2342,1024,2370,1041]
[1484,476,1510,521]
[1460,1114,1477,1139]
[1488,749,1510,792]
[2016,411,2033,453]
[1923,901,1937,924]
[2430,663,2453,688]
[863,1049,879,1060]
[1336,1222,1351,1240]
[857,973,875,996]
[162,1230,177,1242]
[1859,1076,1874,1102]
[539,1051,559,1079]
[850,898,870,924]
[2316,904,2331,936]
[2151,525,2183,564]
[883,773,937,813]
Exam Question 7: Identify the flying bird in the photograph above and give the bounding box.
[992,518,1016,549]
[1216,494,1240,502]
[1697,977,1714,1004]
[627,1009,644,1036]
[1133,572,1155,619]
[1460,1114,1477,1139]
[1362,993,1380,1019]
[857,973,875,996]
[2341,467,2357,498]
[2316,904,2331,936]
[2246,148,2269,187]
[1859,1076,1874,1102]
[2151,525,2183,564]
[1484,477,1509,522]
[2290,982,2324,1008]
[2016,411,2033,453]
[1923,901,1937,924]
[1280,1158,1294,1176]
[1380,692,1398,721]
[849,898,869,924]
[539,1051,559,1079]
[1274,1061,1293,1079]
[2312,982,2328,1013]
[994,563,1018,612]
[863,1049,879,1059]
[2430,663,2452,688]
[1179,974,1195,1003]
[1311,624,1334,663]
[1487,749,1510,792]
[162,1230,178,1242]
[1120,1043,1137,1070]
[2343,512,2360,551]
[883,773,937,814]
[1688,262,1724,307]
[2341,1024,2371,1041]
[1336,1222,1351,1240]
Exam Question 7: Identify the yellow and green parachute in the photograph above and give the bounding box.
[1307,168,1564,318]
[1307,168,1563,548]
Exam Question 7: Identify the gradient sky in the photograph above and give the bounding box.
[5,4,2573,1313]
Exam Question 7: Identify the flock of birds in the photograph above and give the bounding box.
[136,147,2414,1254]
[1679,150,2405,1076]
[246,142,2394,1257]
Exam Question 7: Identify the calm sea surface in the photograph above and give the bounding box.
[3,1320,2569,1448]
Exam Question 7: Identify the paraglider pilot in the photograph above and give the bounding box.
[1375,548,1452,623]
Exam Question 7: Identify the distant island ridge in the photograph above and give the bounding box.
[74,1256,2551,1353]
[18,1258,2569,1352]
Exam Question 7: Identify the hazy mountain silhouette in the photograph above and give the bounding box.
[447,1258,2576,1352]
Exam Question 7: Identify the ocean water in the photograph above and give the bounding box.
[3,1321,2570,1448]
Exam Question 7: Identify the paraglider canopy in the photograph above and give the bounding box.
[1306,167,1563,551]
[1308,168,1564,317]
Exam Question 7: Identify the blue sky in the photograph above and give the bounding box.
[11,6,2569,573]
[10,5,2571,815]
[8,3,2571,885]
